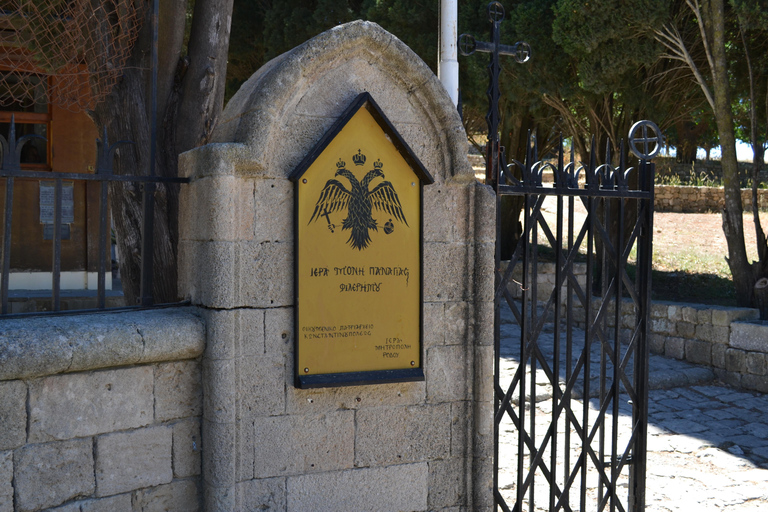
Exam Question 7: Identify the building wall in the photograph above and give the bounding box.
[0,309,205,512]
[178,21,495,512]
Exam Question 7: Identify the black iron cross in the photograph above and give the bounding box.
[459,1,531,188]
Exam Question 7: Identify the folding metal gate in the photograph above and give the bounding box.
[493,127,658,512]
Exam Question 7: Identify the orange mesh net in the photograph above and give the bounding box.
[0,0,146,111]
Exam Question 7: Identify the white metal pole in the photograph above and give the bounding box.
[438,0,459,107]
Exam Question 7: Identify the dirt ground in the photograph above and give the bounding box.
[653,211,760,270]
[538,196,765,305]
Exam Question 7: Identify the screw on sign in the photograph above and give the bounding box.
[628,120,663,160]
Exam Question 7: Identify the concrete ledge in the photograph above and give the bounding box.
[0,308,205,381]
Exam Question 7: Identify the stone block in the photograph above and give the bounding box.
[426,345,468,403]
[697,308,712,324]
[46,503,80,512]
[730,321,768,352]
[155,360,203,422]
[285,381,425,414]
[286,463,428,512]
[725,348,747,374]
[238,241,294,308]
[173,419,202,478]
[0,380,26,450]
[695,324,730,344]
[202,419,236,488]
[136,309,206,364]
[746,352,767,376]
[202,308,265,361]
[204,484,236,512]
[650,302,668,319]
[236,477,286,511]
[473,345,494,423]
[236,419,255,482]
[253,178,293,243]
[423,301,445,348]
[29,367,153,442]
[741,374,768,394]
[0,451,11,512]
[237,354,285,419]
[475,242,496,303]
[444,302,470,346]
[0,310,199,381]
[179,175,255,242]
[423,184,455,242]
[424,242,469,302]
[651,318,674,336]
[668,304,682,321]
[685,339,711,365]
[449,401,470,461]
[711,307,759,326]
[428,458,466,509]
[649,333,665,354]
[203,358,237,424]
[14,438,94,512]
[253,411,354,477]
[133,479,201,512]
[355,403,450,466]
[95,426,173,497]
[473,182,496,244]
[78,494,132,512]
[712,343,727,369]
[682,306,698,323]
[182,241,238,308]
[714,368,742,387]
[665,337,685,360]
[676,321,696,339]
[264,307,293,356]
[474,299,495,346]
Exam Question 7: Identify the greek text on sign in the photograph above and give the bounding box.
[291,93,433,388]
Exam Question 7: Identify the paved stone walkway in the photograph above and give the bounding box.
[497,307,768,511]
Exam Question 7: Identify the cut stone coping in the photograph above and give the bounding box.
[0,308,204,381]
[730,320,768,353]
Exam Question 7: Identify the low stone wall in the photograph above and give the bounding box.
[573,298,768,393]
[655,185,768,212]
[0,309,205,512]
[501,261,587,302]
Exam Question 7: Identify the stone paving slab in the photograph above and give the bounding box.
[498,307,768,511]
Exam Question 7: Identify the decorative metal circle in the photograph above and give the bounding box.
[628,120,662,160]
[458,33,477,56]
[488,1,505,23]
[514,41,531,63]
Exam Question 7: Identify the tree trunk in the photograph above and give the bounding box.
[707,0,753,306]
[89,0,232,304]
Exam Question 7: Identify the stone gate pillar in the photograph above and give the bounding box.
[178,21,495,511]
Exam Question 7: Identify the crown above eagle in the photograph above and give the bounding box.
[353,149,366,166]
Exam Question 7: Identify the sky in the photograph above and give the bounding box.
[660,141,763,162]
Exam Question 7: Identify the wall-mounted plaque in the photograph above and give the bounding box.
[39,181,75,224]
[290,92,434,388]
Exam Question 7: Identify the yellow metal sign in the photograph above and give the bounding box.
[292,93,432,387]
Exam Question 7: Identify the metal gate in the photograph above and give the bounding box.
[492,129,658,512]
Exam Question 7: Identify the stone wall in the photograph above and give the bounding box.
[655,185,768,212]
[0,309,205,512]
[654,157,762,182]
[178,21,494,512]
[569,297,768,393]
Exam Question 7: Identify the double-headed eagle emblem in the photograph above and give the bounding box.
[309,150,408,250]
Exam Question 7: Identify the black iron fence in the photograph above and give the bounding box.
[0,117,188,317]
